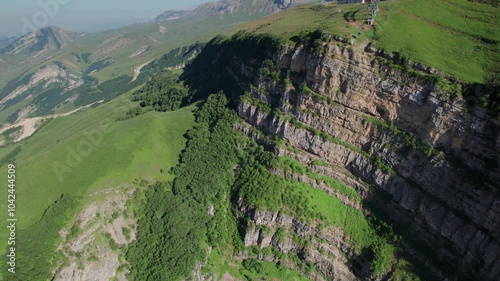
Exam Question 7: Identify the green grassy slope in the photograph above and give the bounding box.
[374,0,499,83]
[0,92,196,279]
[0,93,195,231]
[231,0,499,83]
[228,3,371,40]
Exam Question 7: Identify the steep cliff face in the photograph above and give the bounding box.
[239,205,371,281]
[184,33,500,280]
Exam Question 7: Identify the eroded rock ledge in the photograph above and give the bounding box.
[231,39,499,280]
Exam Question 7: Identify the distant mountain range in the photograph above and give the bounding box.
[1,0,324,126]
[1,0,324,57]
[1,26,80,55]
[1,1,326,56]
[155,0,326,21]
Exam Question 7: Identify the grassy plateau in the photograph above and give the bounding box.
[232,0,499,83]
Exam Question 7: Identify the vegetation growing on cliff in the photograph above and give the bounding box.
[275,156,360,201]
[5,1,496,280]
[367,117,418,152]
[228,0,499,117]
[232,130,413,278]
[128,82,419,279]
[182,32,285,102]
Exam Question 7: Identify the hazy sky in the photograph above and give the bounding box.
[0,0,212,38]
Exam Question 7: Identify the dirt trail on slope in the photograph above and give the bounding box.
[131,60,153,82]
[0,101,103,143]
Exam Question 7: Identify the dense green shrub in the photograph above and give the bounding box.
[119,106,154,121]
[73,75,143,106]
[1,126,22,143]
[259,59,281,81]
[371,154,396,175]
[370,240,396,276]
[83,58,114,75]
[31,86,67,115]
[132,70,189,112]
[5,109,21,124]
[127,182,205,281]
[424,143,438,158]
[127,93,240,280]
[4,195,79,281]
[235,146,284,211]
[292,29,330,55]
[0,73,34,101]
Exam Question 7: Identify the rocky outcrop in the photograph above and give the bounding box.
[224,38,499,280]
[52,187,136,281]
[239,205,371,281]
[0,63,81,108]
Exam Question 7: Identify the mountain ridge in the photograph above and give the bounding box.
[1,26,80,56]
[155,0,327,21]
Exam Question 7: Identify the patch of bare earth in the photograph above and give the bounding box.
[131,60,153,82]
[95,37,134,57]
[128,46,150,58]
[221,273,242,281]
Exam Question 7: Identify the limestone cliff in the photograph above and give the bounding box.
[184,33,500,280]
